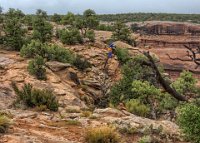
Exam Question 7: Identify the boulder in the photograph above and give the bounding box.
[94,108,126,118]
[0,56,15,67]
[46,61,71,72]
[82,79,101,90]
[114,41,133,49]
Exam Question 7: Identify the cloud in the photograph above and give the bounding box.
[0,0,200,14]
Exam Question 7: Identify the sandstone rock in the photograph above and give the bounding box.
[93,108,126,118]
[83,86,102,97]
[82,79,101,90]
[11,75,25,83]
[107,59,119,76]
[46,61,71,72]
[54,89,66,96]
[114,41,133,49]
[0,56,15,66]
[68,71,80,85]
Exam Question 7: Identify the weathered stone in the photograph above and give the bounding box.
[0,56,15,66]
[94,108,126,118]
[82,79,101,90]
[46,61,71,72]
[54,89,66,96]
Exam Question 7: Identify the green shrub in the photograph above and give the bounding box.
[112,21,133,45]
[46,44,75,64]
[160,93,178,110]
[28,55,46,80]
[172,70,197,95]
[33,9,53,43]
[21,40,76,64]
[51,13,61,23]
[73,55,91,71]
[125,99,150,117]
[12,83,59,111]
[20,40,45,58]
[0,114,10,133]
[61,12,75,25]
[114,47,130,64]
[85,126,121,143]
[86,30,95,42]
[21,40,91,71]
[177,104,200,143]
[32,16,52,43]
[131,80,161,100]
[96,24,114,31]
[109,55,159,106]
[3,15,26,50]
[58,28,83,45]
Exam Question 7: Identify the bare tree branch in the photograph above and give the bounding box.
[144,51,187,101]
[166,54,192,62]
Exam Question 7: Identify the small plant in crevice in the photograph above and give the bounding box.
[73,55,91,71]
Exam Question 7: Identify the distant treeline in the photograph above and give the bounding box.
[96,13,200,23]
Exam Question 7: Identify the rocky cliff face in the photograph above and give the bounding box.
[136,21,200,35]
[0,35,187,143]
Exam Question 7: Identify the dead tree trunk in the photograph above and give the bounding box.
[143,51,187,101]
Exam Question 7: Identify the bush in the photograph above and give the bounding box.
[21,40,76,64]
[114,47,130,64]
[109,55,159,106]
[12,83,59,111]
[21,40,91,71]
[58,28,83,45]
[125,99,150,117]
[85,126,121,143]
[3,15,26,50]
[160,93,178,110]
[73,55,91,71]
[131,80,162,100]
[177,104,200,143]
[0,114,10,133]
[32,16,52,43]
[28,55,46,80]
[51,13,61,23]
[20,40,45,58]
[112,21,133,45]
[85,30,95,42]
[61,12,75,25]
[96,24,114,31]
[46,44,75,64]
[172,70,197,95]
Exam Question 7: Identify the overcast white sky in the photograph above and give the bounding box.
[0,0,200,14]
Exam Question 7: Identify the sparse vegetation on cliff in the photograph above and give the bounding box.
[12,83,59,111]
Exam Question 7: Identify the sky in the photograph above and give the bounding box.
[0,0,200,15]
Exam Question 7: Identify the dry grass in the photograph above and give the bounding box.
[0,114,11,133]
[66,108,81,113]
[81,111,92,117]
[48,120,81,127]
[85,126,121,143]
